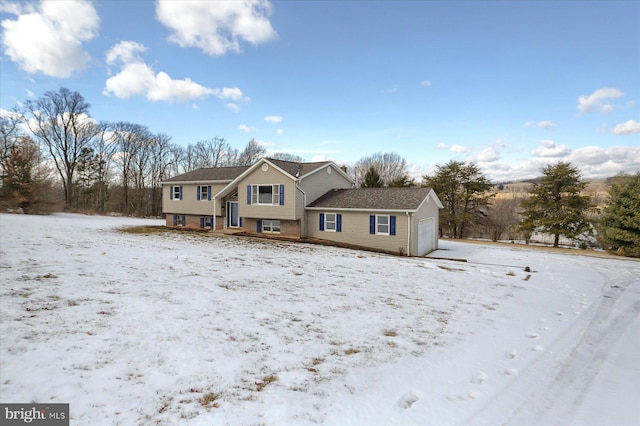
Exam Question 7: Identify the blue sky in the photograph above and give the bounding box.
[1,0,639,182]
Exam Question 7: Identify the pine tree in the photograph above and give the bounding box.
[361,166,383,188]
[599,173,640,257]
[422,160,493,238]
[519,162,592,247]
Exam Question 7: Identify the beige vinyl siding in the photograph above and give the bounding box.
[408,197,441,254]
[307,210,410,255]
[162,182,228,215]
[238,165,298,220]
[298,165,353,204]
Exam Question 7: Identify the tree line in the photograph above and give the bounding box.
[1,87,638,256]
[0,88,302,216]
[352,152,638,257]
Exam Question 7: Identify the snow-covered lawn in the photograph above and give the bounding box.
[1,213,638,425]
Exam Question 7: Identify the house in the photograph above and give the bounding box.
[306,187,443,256]
[162,158,443,256]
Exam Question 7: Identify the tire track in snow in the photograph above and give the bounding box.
[465,269,639,426]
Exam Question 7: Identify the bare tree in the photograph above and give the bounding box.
[484,197,520,241]
[193,137,231,168]
[236,139,266,166]
[354,152,408,187]
[93,122,117,213]
[148,133,175,216]
[111,122,152,215]
[270,152,305,163]
[23,88,100,208]
[0,109,22,183]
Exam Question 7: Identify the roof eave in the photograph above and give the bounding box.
[305,206,418,213]
[161,179,234,185]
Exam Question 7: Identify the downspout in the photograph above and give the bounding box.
[296,182,307,238]
[213,198,216,230]
[406,211,411,257]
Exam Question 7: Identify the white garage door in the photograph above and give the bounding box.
[418,218,435,256]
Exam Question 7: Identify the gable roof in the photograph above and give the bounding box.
[163,166,249,183]
[308,187,442,211]
[266,158,333,178]
[213,158,354,199]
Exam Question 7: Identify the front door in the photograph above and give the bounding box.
[227,201,239,227]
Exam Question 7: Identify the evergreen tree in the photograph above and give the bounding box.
[599,173,640,257]
[519,162,592,247]
[388,174,415,187]
[2,137,50,213]
[422,160,493,238]
[361,166,383,188]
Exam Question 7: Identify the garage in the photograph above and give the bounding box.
[418,217,435,256]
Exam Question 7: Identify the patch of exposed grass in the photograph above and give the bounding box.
[117,226,212,236]
[201,392,221,407]
[256,375,278,391]
[383,329,398,337]
[344,348,360,355]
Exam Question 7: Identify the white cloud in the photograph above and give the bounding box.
[531,140,571,158]
[211,87,249,102]
[569,146,608,165]
[226,103,240,113]
[1,0,99,78]
[611,120,640,135]
[577,88,624,114]
[264,115,283,123]
[238,124,254,133]
[474,144,640,182]
[384,84,399,94]
[106,40,146,65]
[277,129,284,136]
[437,142,469,153]
[155,0,277,56]
[420,80,432,87]
[477,146,501,162]
[103,41,247,105]
[525,120,556,129]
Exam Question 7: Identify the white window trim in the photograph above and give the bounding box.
[262,219,281,233]
[324,213,337,232]
[199,186,208,201]
[172,186,181,200]
[252,184,280,205]
[376,215,390,235]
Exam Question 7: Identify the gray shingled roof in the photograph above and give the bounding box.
[267,158,332,178]
[163,166,250,183]
[308,187,434,210]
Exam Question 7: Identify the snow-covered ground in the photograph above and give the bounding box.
[1,213,638,425]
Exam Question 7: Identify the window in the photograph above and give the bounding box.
[173,215,185,227]
[320,213,342,232]
[248,184,284,205]
[170,185,183,200]
[377,215,389,235]
[200,216,214,229]
[370,215,396,236]
[197,185,211,201]
[325,213,336,231]
[262,220,281,233]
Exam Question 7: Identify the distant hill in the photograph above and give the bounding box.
[493,177,610,206]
